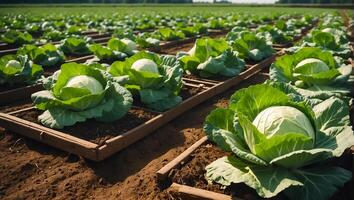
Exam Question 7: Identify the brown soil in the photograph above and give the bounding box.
[160,41,195,55]
[0,71,269,200]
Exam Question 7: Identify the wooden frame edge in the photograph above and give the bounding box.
[0,113,100,160]
[169,183,234,200]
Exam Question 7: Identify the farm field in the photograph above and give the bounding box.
[0,4,353,200]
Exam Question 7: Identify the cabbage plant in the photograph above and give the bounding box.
[0,55,43,86]
[31,63,132,129]
[290,30,352,58]
[17,44,65,68]
[1,30,33,45]
[178,37,245,78]
[88,38,138,63]
[204,84,353,200]
[109,51,183,111]
[58,37,91,56]
[135,33,160,49]
[230,31,275,61]
[270,47,353,97]
[256,25,293,45]
[158,28,185,41]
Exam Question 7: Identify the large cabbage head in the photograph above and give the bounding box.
[204,84,354,200]
[32,63,132,129]
[252,106,315,139]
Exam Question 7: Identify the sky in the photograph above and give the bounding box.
[193,0,277,3]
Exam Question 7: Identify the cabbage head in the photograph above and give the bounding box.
[270,47,353,97]
[204,84,353,200]
[131,58,159,74]
[178,37,245,78]
[109,51,183,111]
[32,63,132,129]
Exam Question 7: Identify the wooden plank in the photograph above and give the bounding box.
[157,136,208,181]
[66,55,95,63]
[182,78,218,86]
[183,82,210,89]
[7,106,34,115]
[183,76,221,84]
[0,113,99,160]
[169,183,233,200]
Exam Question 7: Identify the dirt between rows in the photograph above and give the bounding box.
[0,70,269,199]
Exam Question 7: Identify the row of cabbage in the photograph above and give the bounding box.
[0,12,316,71]
[203,13,354,200]
[0,11,316,129]
[0,12,314,47]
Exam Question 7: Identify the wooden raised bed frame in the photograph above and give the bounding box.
[0,55,275,161]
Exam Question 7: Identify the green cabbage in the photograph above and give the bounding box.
[178,37,245,78]
[109,51,183,111]
[0,55,43,86]
[32,63,132,129]
[270,47,353,97]
[204,84,353,200]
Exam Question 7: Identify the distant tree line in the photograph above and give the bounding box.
[277,0,352,4]
[0,0,193,4]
